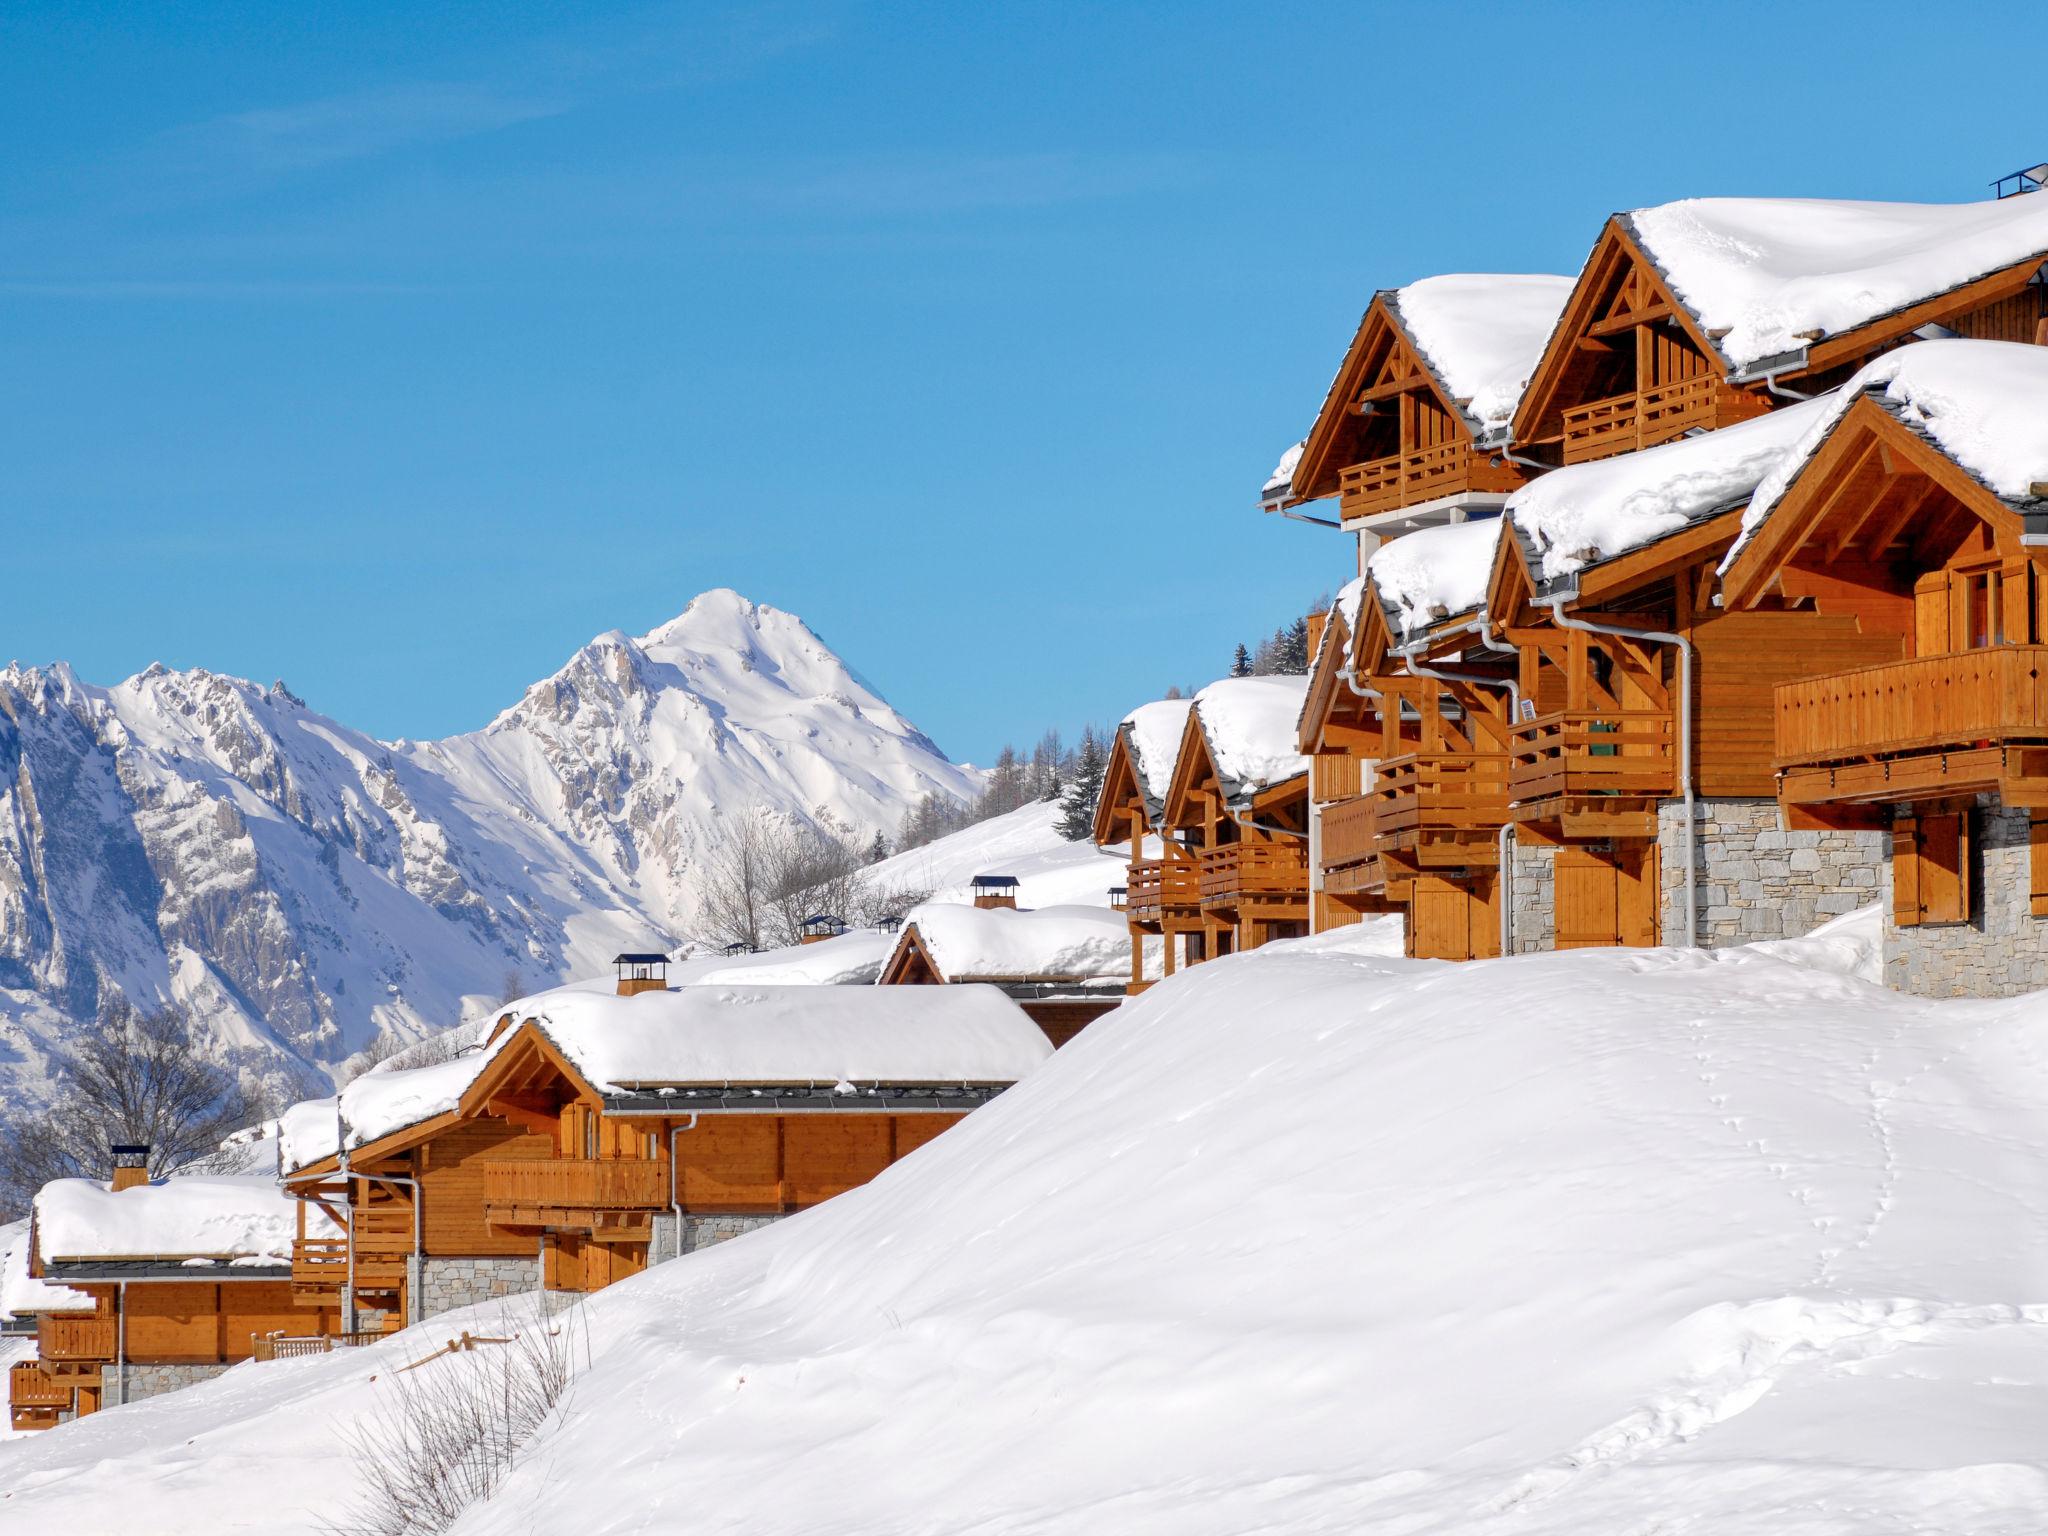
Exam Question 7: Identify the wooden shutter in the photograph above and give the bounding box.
[1913,572,1950,657]
[2032,815,2048,919]
[1891,816,1921,927]
[1556,848,1620,949]
[1917,811,1969,924]
[2004,558,2038,645]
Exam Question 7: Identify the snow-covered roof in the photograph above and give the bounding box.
[676,929,895,987]
[1120,698,1195,812]
[1507,395,1831,585]
[0,1219,89,1316]
[279,1048,492,1174]
[1627,195,2048,374]
[506,985,1052,1092]
[1262,440,1305,503]
[31,1175,336,1265]
[1331,574,1367,638]
[1189,676,1311,800]
[1367,517,1504,635]
[1388,274,1575,439]
[896,902,1129,983]
[1728,339,2048,571]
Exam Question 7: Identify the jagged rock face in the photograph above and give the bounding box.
[0,591,978,1113]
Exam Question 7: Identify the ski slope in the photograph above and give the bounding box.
[6,911,2047,1533]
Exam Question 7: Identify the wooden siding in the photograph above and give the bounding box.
[419,1120,557,1257]
[1950,289,2048,344]
[783,1118,894,1206]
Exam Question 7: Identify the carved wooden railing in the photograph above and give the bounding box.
[1319,794,1379,872]
[1125,857,1200,920]
[1338,441,1517,520]
[292,1205,412,1300]
[481,1159,667,1212]
[36,1313,113,1362]
[1198,842,1308,906]
[1510,711,1675,803]
[1370,751,1510,840]
[1775,646,2048,766]
[9,1360,72,1409]
[1561,376,1769,464]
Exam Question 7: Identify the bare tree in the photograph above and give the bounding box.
[700,811,929,949]
[697,810,775,951]
[0,997,269,1219]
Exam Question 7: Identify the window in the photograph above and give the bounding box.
[1962,568,2003,649]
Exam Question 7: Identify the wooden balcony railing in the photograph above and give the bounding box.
[1126,857,1200,922]
[36,1313,113,1363]
[1510,711,1675,804]
[481,1159,667,1213]
[9,1361,72,1410]
[1198,842,1308,908]
[1560,376,1771,465]
[1370,751,1510,844]
[291,1205,412,1302]
[1337,441,1518,520]
[1319,794,1378,872]
[1774,647,2048,806]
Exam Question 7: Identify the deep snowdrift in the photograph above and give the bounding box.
[8,921,2047,1534]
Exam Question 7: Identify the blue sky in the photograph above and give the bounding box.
[2,2,2041,764]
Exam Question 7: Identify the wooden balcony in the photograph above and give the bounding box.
[291,1206,412,1305]
[37,1312,113,1363]
[1198,842,1308,913]
[1337,441,1519,521]
[1369,752,1509,865]
[1775,647,2048,808]
[1560,376,1772,465]
[1510,711,1674,836]
[1126,857,1200,925]
[483,1159,667,1235]
[10,1360,73,1410]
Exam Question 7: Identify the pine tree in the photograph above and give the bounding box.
[867,830,891,864]
[1057,725,1108,841]
[1230,642,1252,677]
[1278,615,1311,674]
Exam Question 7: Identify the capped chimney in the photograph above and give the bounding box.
[612,952,669,997]
[110,1144,150,1192]
[971,874,1020,911]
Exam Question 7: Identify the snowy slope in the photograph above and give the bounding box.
[10,917,2048,1533]
[865,800,1133,910]
[0,591,979,1114]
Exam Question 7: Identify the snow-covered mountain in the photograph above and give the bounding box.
[0,590,979,1110]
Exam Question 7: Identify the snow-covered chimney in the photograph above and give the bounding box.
[613,952,669,998]
[971,874,1020,911]
[110,1143,150,1192]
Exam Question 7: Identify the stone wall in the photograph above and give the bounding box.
[114,1360,228,1405]
[679,1213,781,1255]
[1884,803,2048,998]
[1659,798,1884,947]
[419,1256,542,1320]
[1507,838,1555,954]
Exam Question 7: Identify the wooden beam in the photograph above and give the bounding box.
[1587,301,1674,337]
[1355,371,1434,405]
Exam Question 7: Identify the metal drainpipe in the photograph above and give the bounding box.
[1761,372,1813,401]
[335,1099,354,1334]
[1397,634,1522,958]
[1547,598,1697,947]
[665,1115,701,1263]
[115,1279,127,1406]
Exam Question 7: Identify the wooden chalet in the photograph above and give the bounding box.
[10,1157,343,1430]
[1093,698,1195,989]
[1298,590,1382,933]
[444,984,1049,1288]
[1510,193,2048,469]
[1719,338,2048,994]
[1265,274,1571,561]
[1156,677,1312,963]
[877,901,1129,1046]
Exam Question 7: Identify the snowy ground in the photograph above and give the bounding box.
[865,800,1131,910]
[8,912,2048,1533]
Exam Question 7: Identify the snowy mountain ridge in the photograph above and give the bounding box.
[0,590,980,1112]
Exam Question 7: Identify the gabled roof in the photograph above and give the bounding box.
[1283,276,1572,506]
[881,903,1130,986]
[1297,583,1363,755]
[31,1175,334,1266]
[465,985,1051,1098]
[1505,392,1834,597]
[1365,517,1503,640]
[1095,697,1193,842]
[1161,677,1312,827]
[1721,339,2048,603]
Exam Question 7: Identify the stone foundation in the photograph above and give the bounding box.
[1884,803,2048,998]
[114,1360,229,1405]
[420,1256,542,1319]
[1660,798,1884,947]
[651,1212,783,1263]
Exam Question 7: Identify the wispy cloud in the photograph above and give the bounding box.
[142,80,566,187]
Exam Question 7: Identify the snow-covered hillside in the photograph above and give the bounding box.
[0,590,979,1111]
[9,915,2048,1533]
[866,799,1132,909]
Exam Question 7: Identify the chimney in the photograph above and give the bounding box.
[971,874,1020,911]
[110,1144,150,1192]
[612,952,669,998]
